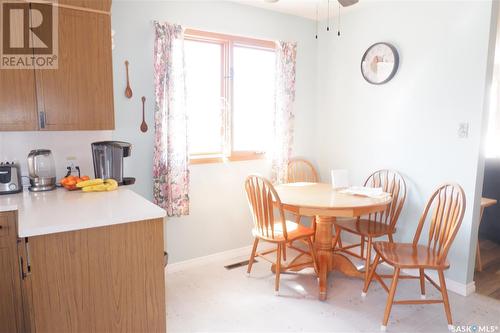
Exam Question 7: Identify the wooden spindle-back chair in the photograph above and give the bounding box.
[364,183,466,331]
[285,159,320,240]
[333,169,407,290]
[245,174,318,294]
[286,158,319,183]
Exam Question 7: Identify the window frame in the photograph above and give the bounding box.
[184,29,276,165]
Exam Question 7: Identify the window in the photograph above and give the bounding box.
[184,29,276,164]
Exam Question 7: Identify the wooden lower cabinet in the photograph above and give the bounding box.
[0,212,26,333]
[0,212,166,333]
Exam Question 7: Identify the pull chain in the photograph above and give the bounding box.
[327,0,330,32]
[337,2,341,36]
[315,2,319,39]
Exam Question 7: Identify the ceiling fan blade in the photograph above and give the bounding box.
[338,0,359,7]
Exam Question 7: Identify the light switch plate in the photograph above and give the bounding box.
[458,122,469,138]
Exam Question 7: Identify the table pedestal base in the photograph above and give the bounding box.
[271,215,364,300]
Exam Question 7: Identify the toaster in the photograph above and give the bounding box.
[0,162,23,195]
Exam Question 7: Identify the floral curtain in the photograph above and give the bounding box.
[153,21,190,217]
[271,41,298,184]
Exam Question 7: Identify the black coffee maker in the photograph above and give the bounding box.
[91,141,135,185]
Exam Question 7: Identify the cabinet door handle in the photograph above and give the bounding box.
[19,256,30,279]
[39,111,46,129]
[25,238,31,274]
[19,238,32,279]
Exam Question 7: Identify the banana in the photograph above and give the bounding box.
[104,178,118,191]
[82,184,108,192]
[80,178,118,192]
[76,178,104,188]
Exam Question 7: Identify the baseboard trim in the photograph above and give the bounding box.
[166,245,254,274]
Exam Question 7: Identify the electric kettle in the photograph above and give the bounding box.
[27,149,56,192]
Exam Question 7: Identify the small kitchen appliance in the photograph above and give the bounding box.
[0,162,23,195]
[91,141,135,185]
[27,149,56,192]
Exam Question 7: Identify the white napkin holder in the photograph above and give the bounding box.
[331,169,349,189]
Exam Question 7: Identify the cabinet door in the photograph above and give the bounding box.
[35,7,114,130]
[0,212,25,333]
[27,220,165,332]
[0,69,38,131]
[48,0,112,12]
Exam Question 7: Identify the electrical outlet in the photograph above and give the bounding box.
[458,122,469,139]
[66,156,80,175]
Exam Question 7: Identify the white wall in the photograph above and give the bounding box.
[314,0,494,285]
[111,1,318,263]
[1,1,494,287]
[0,131,112,183]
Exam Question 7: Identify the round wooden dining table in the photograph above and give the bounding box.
[274,182,392,300]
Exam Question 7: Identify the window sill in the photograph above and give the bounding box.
[189,153,266,165]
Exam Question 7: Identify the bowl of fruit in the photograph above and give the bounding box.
[60,176,118,192]
[60,175,90,191]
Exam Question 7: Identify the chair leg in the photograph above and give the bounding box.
[275,243,282,294]
[388,233,394,243]
[311,216,317,242]
[364,237,373,289]
[360,236,365,258]
[332,226,341,250]
[363,253,380,295]
[287,213,301,256]
[438,269,453,328]
[283,243,287,262]
[381,267,400,331]
[419,268,426,299]
[247,238,259,274]
[306,237,319,274]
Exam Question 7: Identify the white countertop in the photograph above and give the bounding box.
[0,187,166,237]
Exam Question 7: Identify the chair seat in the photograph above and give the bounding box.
[253,220,314,242]
[334,218,394,237]
[373,241,450,269]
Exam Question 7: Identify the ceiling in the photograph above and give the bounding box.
[232,0,355,21]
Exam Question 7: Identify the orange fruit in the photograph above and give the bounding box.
[81,176,90,181]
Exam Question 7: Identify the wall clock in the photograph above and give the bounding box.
[361,42,399,85]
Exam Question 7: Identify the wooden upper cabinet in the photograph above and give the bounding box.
[0,1,114,132]
[47,0,112,12]
[0,69,38,131]
[35,7,114,130]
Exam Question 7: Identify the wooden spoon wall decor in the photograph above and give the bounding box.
[140,96,148,133]
[124,60,133,98]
